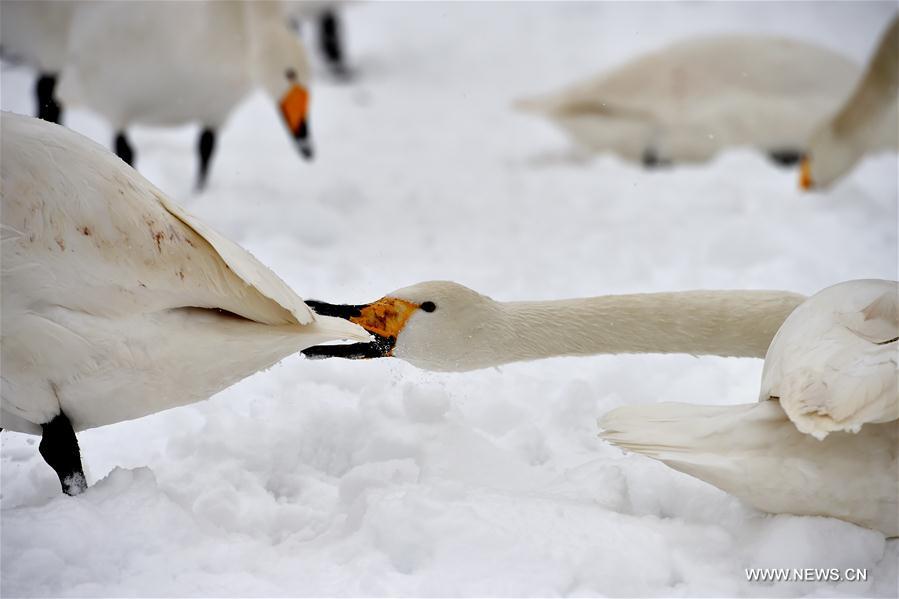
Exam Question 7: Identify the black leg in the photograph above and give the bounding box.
[641,147,671,168]
[767,149,803,167]
[196,127,216,191]
[114,131,135,167]
[35,73,63,124]
[319,10,349,78]
[39,412,87,496]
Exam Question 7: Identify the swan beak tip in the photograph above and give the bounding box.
[280,84,313,160]
[799,157,813,190]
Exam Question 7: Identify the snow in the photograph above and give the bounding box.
[2,2,897,596]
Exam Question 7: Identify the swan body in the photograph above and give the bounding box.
[303,280,806,370]
[802,16,899,190]
[60,1,307,130]
[57,1,314,187]
[600,280,898,535]
[0,112,367,439]
[516,36,861,165]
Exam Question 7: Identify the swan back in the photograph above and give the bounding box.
[517,36,861,162]
[1,112,314,326]
[59,2,253,127]
[760,279,898,439]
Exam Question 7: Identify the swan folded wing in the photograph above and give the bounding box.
[778,350,898,440]
[155,193,314,325]
[1,113,313,328]
[776,290,898,439]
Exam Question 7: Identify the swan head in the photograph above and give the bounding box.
[303,281,505,371]
[800,124,859,191]
[254,18,315,160]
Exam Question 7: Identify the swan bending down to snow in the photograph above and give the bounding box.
[301,281,806,369]
[516,36,861,167]
[600,280,898,536]
[801,15,899,190]
[57,1,315,190]
[0,113,368,495]
[0,0,73,123]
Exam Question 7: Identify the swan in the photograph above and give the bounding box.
[0,0,74,123]
[301,280,896,534]
[301,280,806,370]
[0,112,369,495]
[801,16,899,190]
[57,1,315,190]
[600,279,898,536]
[282,1,353,79]
[515,36,861,167]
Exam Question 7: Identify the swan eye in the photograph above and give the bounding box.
[285,68,297,81]
[420,301,437,313]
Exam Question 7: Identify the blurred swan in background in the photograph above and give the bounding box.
[600,279,898,536]
[801,15,899,190]
[301,280,806,369]
[0,0,74,123]
[516,36,861,167]
[282,0,354,79]
[0,113,368,495]
[56,0,315,190]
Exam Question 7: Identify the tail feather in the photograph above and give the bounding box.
[599,401,789,460]
[599,400,899,536]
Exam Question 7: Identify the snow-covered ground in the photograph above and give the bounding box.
[2,2,897,596]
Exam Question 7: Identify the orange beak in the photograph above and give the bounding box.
[799,157,813,190]
[345,298,420,345]
[302,297,421,360]
[280,84,313,159]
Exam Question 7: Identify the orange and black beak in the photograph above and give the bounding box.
[303,297,420,360]
[799,156,813,190]
[280,84,313,159]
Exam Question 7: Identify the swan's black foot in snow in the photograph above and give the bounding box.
[36,73,63,124]
[767,148,803,167]
[196,127,217,191]
[39,412,87,496]
[114,131,135,167]
[319,10,351,80]
[641,148,671,168]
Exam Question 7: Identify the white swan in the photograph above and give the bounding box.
[801,16,899,190]
[301,281,806,369]
[57,0,315,189]
[516,36,861,166]
[600,279,898,536]
[0,0,74,122]
[0,112,368,495]
[302,279,896,534]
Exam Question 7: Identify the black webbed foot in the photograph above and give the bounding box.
[39,412,87,496]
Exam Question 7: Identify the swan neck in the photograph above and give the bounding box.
[832,17,899,143]
[497,290,804,364]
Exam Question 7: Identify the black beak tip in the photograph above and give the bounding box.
[301,333,395,361]
[305,300,363,319]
